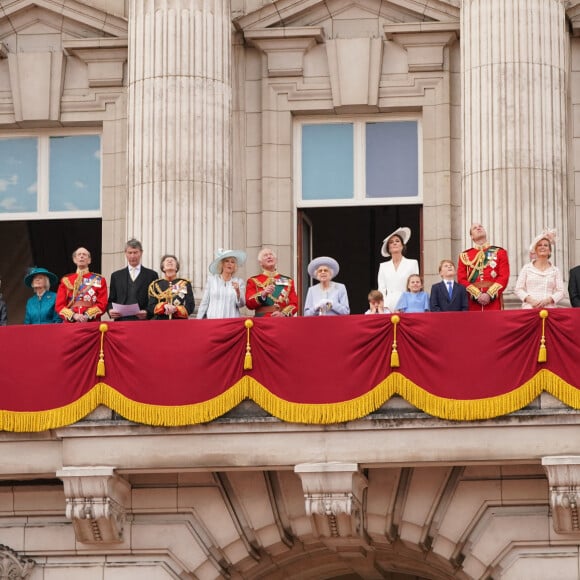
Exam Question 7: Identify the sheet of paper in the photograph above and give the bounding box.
[112,302,141,316]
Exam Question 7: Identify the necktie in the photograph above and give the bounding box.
[130,267,137,281]
[447,281,453,299]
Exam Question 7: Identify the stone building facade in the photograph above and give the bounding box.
[2,0,580,578]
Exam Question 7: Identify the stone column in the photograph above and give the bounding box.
[461,0,568,286]
[127,0,231,294]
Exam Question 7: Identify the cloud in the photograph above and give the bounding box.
[74,180,87,189]
[27,182,37,194]
[93,149,101,159]
[0,196,23,211]
[63,202,79,210]
[0,174,18,192]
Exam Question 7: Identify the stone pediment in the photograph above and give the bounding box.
[235,0,459,31]
[0,0,127,45]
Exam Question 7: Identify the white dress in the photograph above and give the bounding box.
[196,275,246,319]
[377,257,419,313]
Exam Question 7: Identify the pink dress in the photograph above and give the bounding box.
[515,261,565,308]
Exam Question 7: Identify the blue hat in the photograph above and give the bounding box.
[24,267,58,288]
[307,256,340,279]
[209,249,247,275]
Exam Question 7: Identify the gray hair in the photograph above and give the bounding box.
[125,238,143,252]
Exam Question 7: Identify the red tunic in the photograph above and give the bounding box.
[56,271,108,321]
[457,244,510,311]
[245,272,298,317]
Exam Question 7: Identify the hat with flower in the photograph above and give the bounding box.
[529,228,557,260]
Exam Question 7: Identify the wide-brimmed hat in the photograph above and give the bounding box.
[24,267,58,288]
[307,256,340,279]
[529,228,557,259]
[209,249,247,275]
[381,227,411,257]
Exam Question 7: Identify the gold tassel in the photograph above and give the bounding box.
[96,323,108,377]
[244,319,254,370]
[537,309,548,363]
[390,314,400,368]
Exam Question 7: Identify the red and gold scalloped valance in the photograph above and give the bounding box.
[1,309,579,432]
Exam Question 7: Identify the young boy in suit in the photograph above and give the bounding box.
[430,260,468,312]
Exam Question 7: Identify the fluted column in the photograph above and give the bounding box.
[127,0,231,293]
[462,0,568,283]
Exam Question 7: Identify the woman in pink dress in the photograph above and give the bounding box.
[515,229,565,309]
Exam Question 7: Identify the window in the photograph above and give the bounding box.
[295,117,421,206]
[0,133,101,220]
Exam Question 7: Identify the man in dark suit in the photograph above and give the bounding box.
[430,259,469,312]
[107,239,158,321]
[569,265,580,307]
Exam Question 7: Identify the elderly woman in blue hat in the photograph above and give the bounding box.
[197,249,247,319]
[24,267,61,324]
[304,256,350,316]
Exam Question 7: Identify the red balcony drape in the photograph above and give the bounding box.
[1,309,579,431]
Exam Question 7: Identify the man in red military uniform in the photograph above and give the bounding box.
[457,223,510,311]
[246,248,298,317]
[56,247,108,322]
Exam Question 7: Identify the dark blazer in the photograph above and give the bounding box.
[108,265,158,320]
[569,266,580,307]
[430,280,468,312]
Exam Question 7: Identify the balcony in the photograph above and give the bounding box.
[1,310,580,579]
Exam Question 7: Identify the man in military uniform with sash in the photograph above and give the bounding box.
[56,247,108,322]
[246,248,298,317]
[457,223,510,311]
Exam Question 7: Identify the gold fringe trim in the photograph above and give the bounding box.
[247,369,580,424]
[3,369,580,431]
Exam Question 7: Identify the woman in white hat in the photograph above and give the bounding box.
[377,227,419,313]
[304,256,350,316]
[197,249,247,319]
[515,229,565,309]
[23,267,61,324]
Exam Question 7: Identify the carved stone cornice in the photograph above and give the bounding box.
[542,456,580,533]
[63,38,128,87]
[0,544,35,579]
[295,462,369,549]
[384,22,459,72]
[244,27,323,77]
[57,466,131,544]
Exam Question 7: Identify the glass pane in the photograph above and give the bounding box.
[366,121,418,198]
[0,138,38,213]
[302,124,353,200]
[49,135,101,211]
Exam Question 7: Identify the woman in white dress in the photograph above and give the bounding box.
[304,256,350,316]
[377,227,419,313]
[515,229,564,309]
[197,249,247,319]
